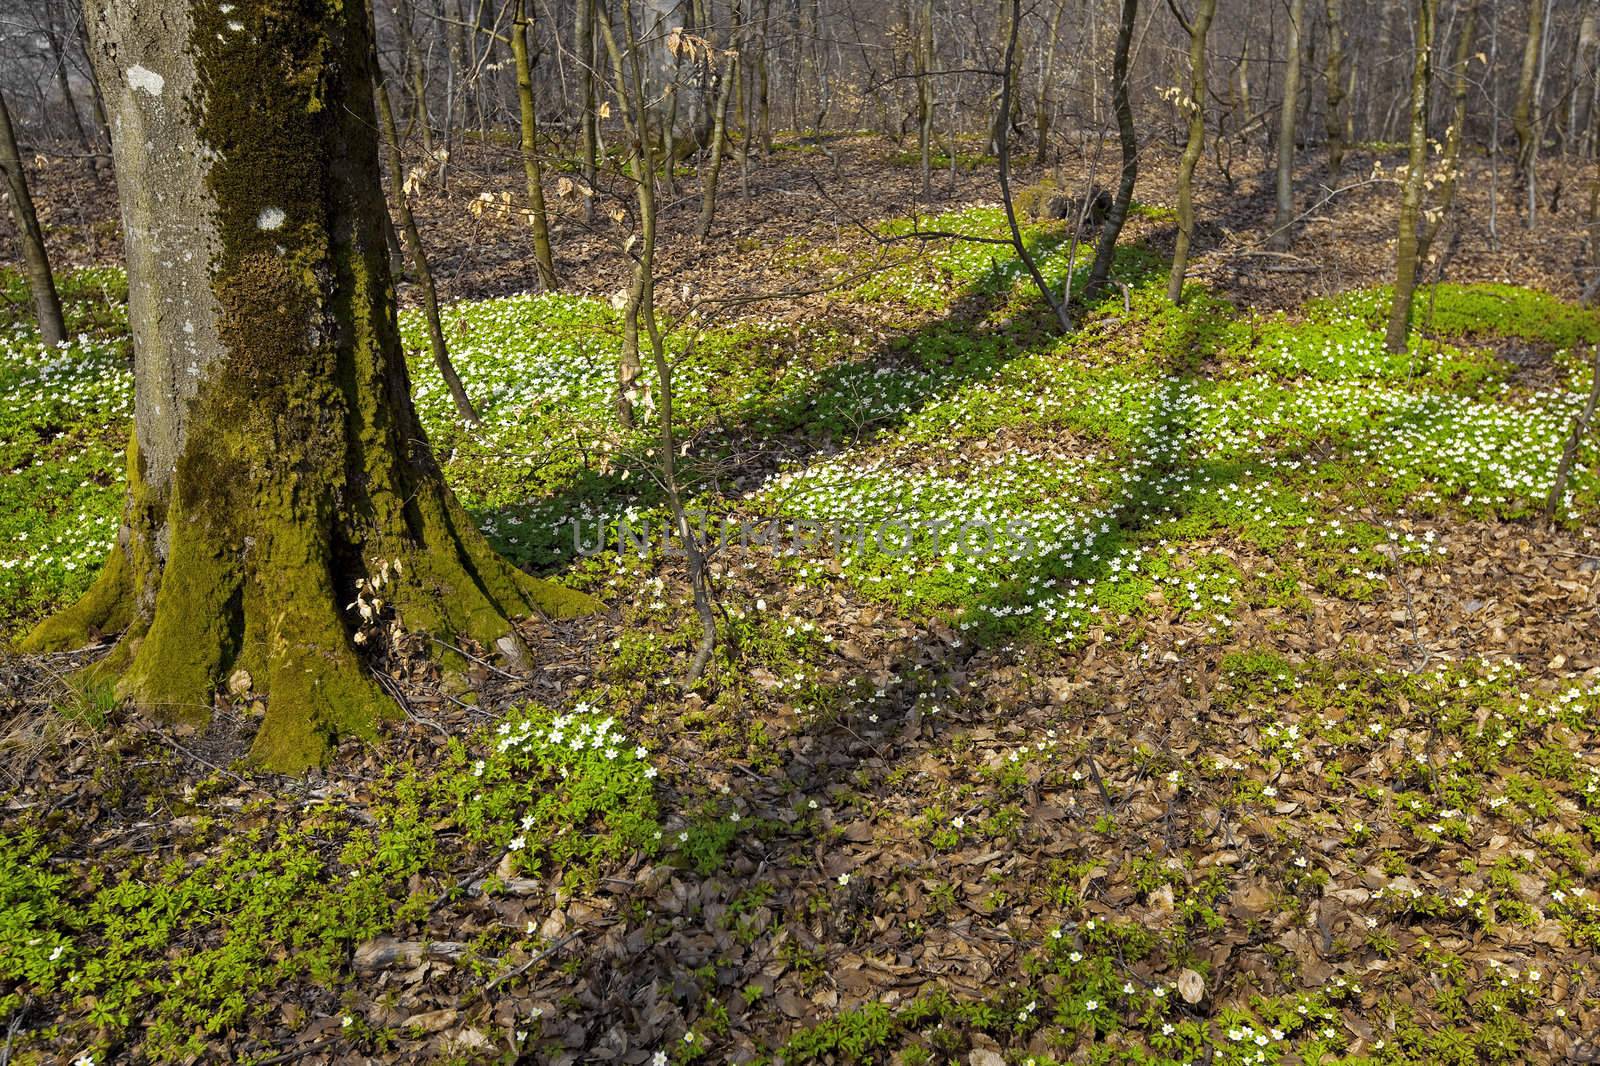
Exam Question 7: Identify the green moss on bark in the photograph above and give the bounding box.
[17,542,134,652]
[21,0,596,771]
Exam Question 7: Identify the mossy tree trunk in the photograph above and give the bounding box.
[25,0,593,771]
[1385,0,1436,354]
[0,85,67,348]
[1167,0,1216,305]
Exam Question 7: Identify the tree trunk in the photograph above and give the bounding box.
[697,50,737,241]
[29,0,593,771]
[46,29,94,151]
[917,0,934,201]
[1417,0,1476,268]
[394,0,435,157]
[577,0,599,224]
[376,73,480,425]
[1035,0,1068,166]
[512,0,559,289]
[757,0,772,154]
[1513,0,1547,193]
[599,0,717,680]
[1324,0,1346,175]
[1268,0,1305,250]
[1087,0,1139,297]
[1385,0,1436,353]
[0,86,67,348]
[1168,0,1217,304]
[997,0,1070,331]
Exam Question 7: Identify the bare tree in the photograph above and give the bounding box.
[1512,0,1549,217]
[1416,0,1477,270]
[696,31,739,240]
[1385,0,1435,353]
[1035,0,1069,165]
[0,85,66,347]
[1167,0,1217,304]
[576,0,599,224]
[1324,0,1347,175]
[1268,0,1306,250]
[997,0,1071,330]
[916,0,935,201]
[1087,0,1139,297]
[512,0,559,288]
[375,62,480,424]
[597,0,719,682]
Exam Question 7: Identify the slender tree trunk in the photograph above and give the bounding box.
[0,86,67,348]
[45,30,94,151]
[1527,0,1554,226]
[1513,0,1547,198]
[1268,0,1305,250]
[1168,0,1217,304]
[75,13,114,155]
[1417,0,1476,268]
[577,0,598,224]
[1324,0,1346,175]
[752,0,771,151]
[917,0,934,201]
[439,0,462,187]
[997,0,1070,331]
[376,75,480,424]
[381,204,406,277]
[1036,0,1069,166]
[599,0,717,680]
[1385,0,1436,353]
[1087,0,1139,297]
[757,0,772,153]
[395,0,435,157]
[738,1,754,198]
[34,0,591,771]
[1585,160,1600,304]
[1544,344,1600,522]
[697,50,737,240]
[511,0,559,289]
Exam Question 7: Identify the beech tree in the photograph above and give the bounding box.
[22,0,592,770]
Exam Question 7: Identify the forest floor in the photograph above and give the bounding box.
[3,135,1600,1066]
